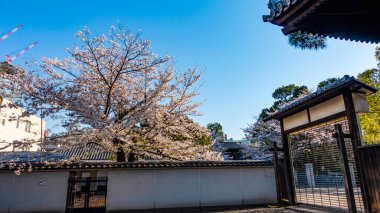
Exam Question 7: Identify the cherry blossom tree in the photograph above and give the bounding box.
[240,119,281,160]
[243,90,312,160]
[243,119,281,149]
[0,25,222,162]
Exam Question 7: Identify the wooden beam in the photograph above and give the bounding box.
[281,0,329,34]
[280,119,296,205]
[343,91,370,212]
[272,142,282,205]
[334,124,357,213]
[273,0,314,26]
[284,111,346,134]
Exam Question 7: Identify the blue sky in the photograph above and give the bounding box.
[1,0,378,139]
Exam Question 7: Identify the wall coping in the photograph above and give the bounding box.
[0,160,273,172]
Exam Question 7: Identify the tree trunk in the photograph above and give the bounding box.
[116,148,126,162]
[127,151,138,162]
[113,138,126,162]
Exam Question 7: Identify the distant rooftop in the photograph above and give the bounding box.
[220,142,245,150]
[0,151,67,162]
[56,142,115,162]
[0,143,115,163]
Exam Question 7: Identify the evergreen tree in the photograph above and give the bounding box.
[288,31,327,50]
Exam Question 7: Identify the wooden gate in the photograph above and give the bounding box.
[288,118,364,212]
[66,176,108,213]
[273,117,367,212]
[267,77,378,212]
[358,145,380,212]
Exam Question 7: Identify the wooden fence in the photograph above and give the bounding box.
[275,158,290,204]
[358,144,380,212]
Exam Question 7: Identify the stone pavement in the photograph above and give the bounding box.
[214,207,297,212]
[211,204,350,213]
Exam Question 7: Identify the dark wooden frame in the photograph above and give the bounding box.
[66,176,108,213]
[280,120,296,205]
[279,110,352,207]
[334,124,357,213]
[272,142,282,205]
[275,90,374,212]
[343,91,371,212]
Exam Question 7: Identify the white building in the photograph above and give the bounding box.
[0,98,45,152]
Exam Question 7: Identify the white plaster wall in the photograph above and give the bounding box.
[0,172,68,213]
[107,170,155,210]
[155,169,200,208]
[309,95,345,122]
[241,168,276,204]
[283,110,309,131]
[107,167,276,211]
[200,169,244,206]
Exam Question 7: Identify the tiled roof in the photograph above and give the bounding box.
[56,142,115,161]
[263,0,310,22]
[262,0,380,44]
[0,151,67,162]
[266,75,378,121]
[0,143,114,163]
[221,142,245,150]
[0,160,273,171]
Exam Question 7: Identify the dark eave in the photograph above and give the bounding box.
[263,0,380,43]
[265,75,378,121]
[269,0,327,27]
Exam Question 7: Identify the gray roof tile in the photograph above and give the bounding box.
[266,75,377,120]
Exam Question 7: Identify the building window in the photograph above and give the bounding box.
[1,119,4,126]
[16,118,20,128]
[25,121,32,132]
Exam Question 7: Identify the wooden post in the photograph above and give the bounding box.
[280,119,296,205]
[272,141,282,205]
[334,124,357,213]
[343,91,371,212]
[85,177,90,209]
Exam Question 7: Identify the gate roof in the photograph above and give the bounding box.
[265,75,377,121]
